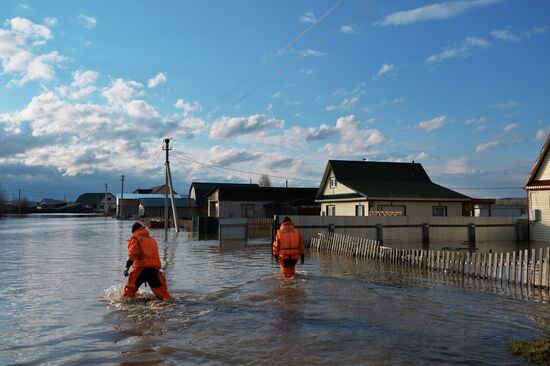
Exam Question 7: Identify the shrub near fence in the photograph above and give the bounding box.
[311,231,550,290]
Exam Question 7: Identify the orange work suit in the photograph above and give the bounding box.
[273,221,304,278]
[124,227,175,301]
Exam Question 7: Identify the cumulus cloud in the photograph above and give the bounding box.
[299,11,317,24]
[376,63,395,78]
[425,37,490,63]
[57,70,99,99]
[175,98,201,116]
[102,78,143,106]
[209,114,284,140]
[321,115,386,157]
[475,140,500,152]
[43,17,58,27]
[377,0,501,26]
[443,158,477,175]
[0,17,65,86]
[416,115,447,132]
[305,124,338,141]
[147,72,167,88]
[78,14,96,29]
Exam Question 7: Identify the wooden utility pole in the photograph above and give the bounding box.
[18,188,21,215]
[120,175,125,219]
[104,183,108,215]
[163,138,179,232]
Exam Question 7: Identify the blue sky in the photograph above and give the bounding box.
[0,0,549,201]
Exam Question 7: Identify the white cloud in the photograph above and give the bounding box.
[299,68,313,76]
[78,14,96,29]
[376,63,395,78]
[377,0,501,26]
[299,49,326,57]
[209,114,284,140]
[272,91,281,99]
[0,17,65,86]
[305,124,338,141]
[43,17,58,28]
[443,158,477,175]
[340,25,358,34]
[503,123,518,132]
[536,128,550,140]
[475,140,500,152]
[326,95,361,112]
[180,117,207,139]
[465,117,486,125]
[425,36,490,63]
[491,100,518,110]
[299,11,317,24]
[57,70,99,99]
[266,103,273,112]
[147,72,167,88]
[174,98,201,117]
[320,115,386,157]
[102,78,143,106]
[491,25,548,42]
[416,115,447,132]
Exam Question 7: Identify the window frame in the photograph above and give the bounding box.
[432,206,448,217]
[355,204,365,216]
[326,205,336,216]
[330,177,337,189]
[241,203,255,218]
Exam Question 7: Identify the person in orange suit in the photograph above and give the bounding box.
[273,217,305,278]
[123,222,175,301]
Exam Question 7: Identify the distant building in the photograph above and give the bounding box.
[315,160,470,216]
[37,198,66,210]
[75,192,116,213]
[473,198,527,217]
[206,186,319,218]
[116,193,185,219]
[132,184,176,195]
[526,133,550,244]
[188,182,259,216]
[139,197,192,219]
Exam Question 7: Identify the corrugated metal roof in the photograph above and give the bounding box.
[139,198,190,207]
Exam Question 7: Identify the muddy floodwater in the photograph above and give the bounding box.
[1,215,550,365]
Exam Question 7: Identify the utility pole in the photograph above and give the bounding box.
[104,183,108,215]
[163,138,179,232]
[286,179,288,188]
[18,188,21,215]
[120,175,125,219]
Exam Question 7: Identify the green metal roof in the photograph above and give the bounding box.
[317,160,470,201]
[76,193,108,205]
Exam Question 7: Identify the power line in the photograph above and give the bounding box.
[449,187,524,190]
[205,0,345,117]
[217,0,378,116]
[170,152,319,184]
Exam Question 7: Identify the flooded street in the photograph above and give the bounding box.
[1,216,549,365]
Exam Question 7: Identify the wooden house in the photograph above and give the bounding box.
[525,133,550,244]
[188,182,259,216]
[315,160,470,216]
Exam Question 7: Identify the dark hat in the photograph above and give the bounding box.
[283,216,291,223]
[131,222,143,233]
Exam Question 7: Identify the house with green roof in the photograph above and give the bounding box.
[75,192,116,213]
[315,160,470,217]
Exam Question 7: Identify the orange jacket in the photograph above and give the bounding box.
[273,221,304,257]
[127,227,162,270]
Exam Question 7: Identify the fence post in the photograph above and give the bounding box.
[422,223,430,249]
[376,224,383,244]
[328,223,335,234]
[468,223,476,250]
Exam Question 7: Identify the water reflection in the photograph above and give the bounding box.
[2,216,550,365]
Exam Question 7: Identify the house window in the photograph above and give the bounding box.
[209,201,219,217]
[378,205,406,216]
[107,197,112,201]
[241,204,255,218]
[330,177,337,188]
[326,205,336,216]
[355,205,365,216]
[99,205,104,209]
[432,206,447,217]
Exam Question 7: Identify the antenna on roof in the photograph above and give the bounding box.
[362,158,367,162]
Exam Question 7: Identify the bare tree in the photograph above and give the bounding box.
[258,174,272,187]
[0,187,6,214]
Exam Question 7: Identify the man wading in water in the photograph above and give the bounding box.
[123,222,175,301]
[272,217,305,278]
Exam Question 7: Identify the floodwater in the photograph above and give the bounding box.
[1,216,549,365]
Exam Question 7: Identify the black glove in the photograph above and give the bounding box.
[300,254,305,264]
[123,269,129,277]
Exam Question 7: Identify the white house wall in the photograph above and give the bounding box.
[322,201,367,216]
[323,200,463,216]
[535,152,550,180]
[321,168,355,195]
[529,190,550,244]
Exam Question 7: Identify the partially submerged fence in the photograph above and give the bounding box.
[282,215,528,249]
[311,231,550,289]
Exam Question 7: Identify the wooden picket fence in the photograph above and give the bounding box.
[310,231,550,289]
